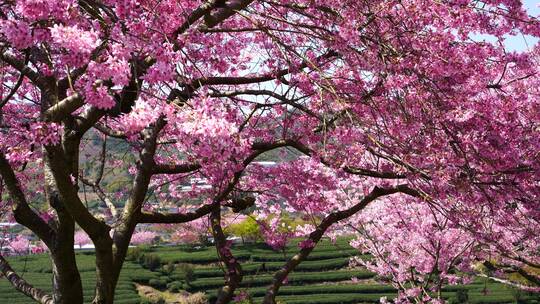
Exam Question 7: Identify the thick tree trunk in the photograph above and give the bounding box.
[50,250,83,304]
[45,157,84,304]
[93,237,116,304]
[49,199,83,304]
[110,222,137,288]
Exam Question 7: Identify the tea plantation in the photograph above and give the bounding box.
[0,252,156,304]
[1,239,538,303]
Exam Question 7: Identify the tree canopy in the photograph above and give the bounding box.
[0,1,539,304]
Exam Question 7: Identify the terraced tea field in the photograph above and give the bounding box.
[1,240,538,303]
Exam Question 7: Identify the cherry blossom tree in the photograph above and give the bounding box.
[74,230,91,248]
[0,1,539,304]
[8,235,30,255]
[350,200,477,303]
[129,230,157,246]
[170,217,210,245]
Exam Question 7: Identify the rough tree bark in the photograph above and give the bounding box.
[211,207,244,304]
[0,254,54,304]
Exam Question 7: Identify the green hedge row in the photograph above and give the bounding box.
[250,251,362,262]
[188,270,374,291]
[148,241,359,264]
[254,292,397,304]
[188,257,352,279]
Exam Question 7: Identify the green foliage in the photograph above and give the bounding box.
[141,253,162,271]
[191,257,351,278]
[511,288,530,304]
[166,280,184,292]
[148,278,168,289]
[0,240,536,304]
[225,216,262,243]
[0,252,153,304]
[451,288,469,304]
[254,292,397,304]
[162,261,176,275]
[188,270,375,291]
[175,263,195,284]
[127,247,144,262]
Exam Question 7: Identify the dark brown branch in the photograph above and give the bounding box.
[95,137,107,185]
[153,139,303,175]
[203,0,256,29]
[173,0,218,37]
[80,176,118,219]
[44,146,110,239]
[109,118,167,291]
[0,52,48,89]
[93,123,127,139]
[211,207,243,304]
[152,163,202,175]
[516,268,540,286]
[262,184,419,304]
[0,72,24,107]
[210,89,320,118]
[0,254,53,304]
[74,106,107,137]
[0,153,55,245]
[138,195,255,224]
[187,50,338,91]
[138,203,216,224]
[155,139,405,179]
[343,166,406,179]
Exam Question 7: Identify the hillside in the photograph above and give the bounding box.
[1,239,538,304]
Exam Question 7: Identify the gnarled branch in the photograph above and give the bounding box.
[262,184,419,304]
[0,254,54,304]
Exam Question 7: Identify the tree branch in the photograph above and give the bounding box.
[138,203,216,224]
[152,163,202,175]
[0,71,24,108]
[0,153,55,246]
[210,89,320,118]
[185,50,338,91]
[0,52,48,89]
[43,93,85,122]
[172,0,218,37]
[0,254,54,304]
[262,184,419,304]
[202,0,256,29]
[44,145,110,239]
[211,207,243,304]
[138,195,255,224]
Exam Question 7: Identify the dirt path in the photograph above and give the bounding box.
[134,283,208,304]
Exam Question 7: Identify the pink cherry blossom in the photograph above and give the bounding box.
[0,1,539,303]
[130,231,158,246]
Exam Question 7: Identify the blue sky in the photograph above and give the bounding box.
[497,0,539,51]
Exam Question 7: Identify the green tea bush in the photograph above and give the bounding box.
[142,254,162,271]
[167,280,184,292]
[148,278,168,289]
[162,261,176,275]
[175,263,195,284]
[126,247,144,262]
[451,288,469,304]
